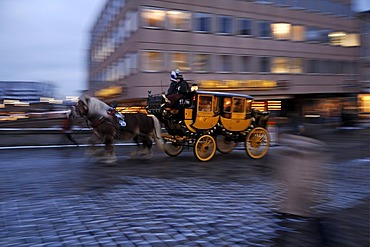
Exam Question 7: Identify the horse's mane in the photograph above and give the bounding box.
[80,95,110,117]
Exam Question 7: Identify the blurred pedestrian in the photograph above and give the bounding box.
[62,111,79,146]
[272,134,332,246]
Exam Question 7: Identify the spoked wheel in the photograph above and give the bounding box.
[216,135,236,154]
[164,141,184,157]
[245,127,270,159]
[193,135,216,162]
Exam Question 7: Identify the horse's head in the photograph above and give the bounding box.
[68,97,89,119]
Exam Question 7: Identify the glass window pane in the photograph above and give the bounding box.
[170,52,191,71]
[272,57,289,73]
[240,56,251,72]
[167,10,191,30]
[289,58,303,73]
[260,21,271,37]
[193,54,211,72]
[141,8,165,28]
[271,23,291,40]
[260,57,270,72]
[291,25,305,41]
[217,55,233,72]
[141,51,164,71]
[238,18,252,35]
[194,13,212,32]
[218,16,233,34]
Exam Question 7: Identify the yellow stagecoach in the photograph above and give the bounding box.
[147,90,270,161]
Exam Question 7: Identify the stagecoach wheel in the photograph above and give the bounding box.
[245,127,270,159]
[164,141,184,157]
[216,135,237,154]
[193,135,216,162]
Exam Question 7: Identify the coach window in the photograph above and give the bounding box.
[223,97,232,113]
[233,98,245,113]
[199,95,213,112]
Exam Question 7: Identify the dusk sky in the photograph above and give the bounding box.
[0,0,369,97]
[0,0,105,97]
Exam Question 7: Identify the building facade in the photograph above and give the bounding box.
[88,0,362,120]
[0,81,55,103]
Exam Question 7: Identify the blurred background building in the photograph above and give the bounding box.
[0,81,55,103]
[87,0,368,122]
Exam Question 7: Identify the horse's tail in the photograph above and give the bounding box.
[148,114,164,151]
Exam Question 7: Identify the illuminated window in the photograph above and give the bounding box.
[167,10,191,30]
[218,16,233,34]
[329,32,360,47]
[194,13,212,32]
[289,58,303,73]
[193,54,211,72]
[141,8,165,28]
[238,18,252,36]
[291,25,305,41]
[141,51,164,71]
[271,23,291,40]
[272,57,289,73]
[217,55,233,72]
[170,52,191,71]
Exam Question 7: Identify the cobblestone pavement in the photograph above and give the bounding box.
[0,128,369,246]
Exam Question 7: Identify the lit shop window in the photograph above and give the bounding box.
[167,10,191,30]
[329,32,360,47]
[217,55,233,72]
[238,18,252,36]
[271,23,291,40]
[271,57,289,73]
[218,16,233,34]
[141,51,164,71]
[141,8,165,28]
[170,52,191,71]
[193,54,211,72]
[193,13,212,32]
[291,25,305,41]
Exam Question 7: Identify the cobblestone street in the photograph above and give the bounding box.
[0,128,369,246]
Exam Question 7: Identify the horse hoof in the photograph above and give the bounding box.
[98,157,117,165]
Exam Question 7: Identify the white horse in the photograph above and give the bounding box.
[71,95,164,164]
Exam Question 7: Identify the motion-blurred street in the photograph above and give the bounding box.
[0,127,369,246]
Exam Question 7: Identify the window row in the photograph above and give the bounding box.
[91,11,138,63]
[92,50,358,84]
[92,53,138,84]
[141,7,360,45]
[141,51,357,75]
[243,0,353,17]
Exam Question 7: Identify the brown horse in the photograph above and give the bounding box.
[69,95,164,164]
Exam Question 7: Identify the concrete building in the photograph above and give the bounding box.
[88,0,362,120]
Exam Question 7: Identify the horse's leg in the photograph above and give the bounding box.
[85,131,100,157]
[130,135,140,159]
[141,136,153,159]
[101,134,117,164]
